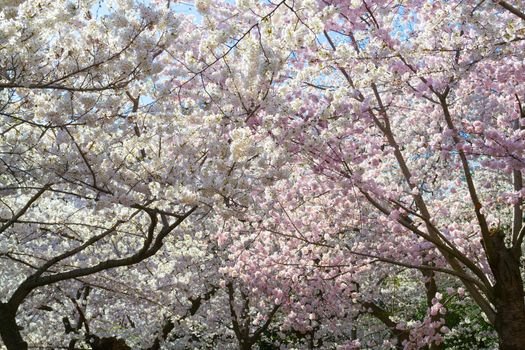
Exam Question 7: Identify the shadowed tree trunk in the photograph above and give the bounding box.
[487,231,525,350]
[0,303,27,350]
[88,335,131,350]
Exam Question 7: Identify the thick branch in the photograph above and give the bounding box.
[498,1,525,21]
[8,206,196,310]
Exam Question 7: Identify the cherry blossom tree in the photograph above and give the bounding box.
[0,1,199,347]
[0,0,280,348]
[186,0,525,348]
[0,0,290,348]
[3,0,525,349]
[209,0,525,348]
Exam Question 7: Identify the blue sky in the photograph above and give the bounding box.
[91,0,202,21]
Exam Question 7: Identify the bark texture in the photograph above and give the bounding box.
[487,232,525,350]
[0,303,27,350]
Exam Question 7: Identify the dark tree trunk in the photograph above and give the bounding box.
[487,233,525,350]
[492,259,525,350]
[0,303,27,350]
[88,335,131,350]
[493,266,525,350]
[238,338,253,350]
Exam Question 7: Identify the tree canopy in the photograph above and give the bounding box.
[1,0,525,349]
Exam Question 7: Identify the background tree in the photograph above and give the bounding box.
[219,0,525,348]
